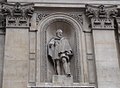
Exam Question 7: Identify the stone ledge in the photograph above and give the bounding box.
[31,87,95,88]
[28,83,96,88]
[28,75,96,88]
[30,86,95,88]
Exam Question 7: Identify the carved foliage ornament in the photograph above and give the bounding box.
[36,13,83,25]
[86,4,118,19]
[0,12,5,29]
[1,2,34,27]
[2,2,34,17]
[86,4,118,30]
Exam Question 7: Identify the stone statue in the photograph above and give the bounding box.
[48,29,73,77]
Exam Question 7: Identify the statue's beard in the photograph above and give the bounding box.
[56,35,62,39]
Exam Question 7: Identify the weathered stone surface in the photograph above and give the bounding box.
[29,32,36,53]
[0,1,120,88]
[52,75,73,86]
[31,86,95,88]
[0,32,5,88]
[93,30,120,88]
[7,0,120,8]
[7,0,120,3]
[28,29,37,86]
[0,0,6,2]
[2,28,29,88]
[29,83,95,88]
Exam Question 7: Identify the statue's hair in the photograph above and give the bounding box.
[56,29,63,33]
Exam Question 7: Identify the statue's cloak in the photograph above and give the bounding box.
[48,37,72,61]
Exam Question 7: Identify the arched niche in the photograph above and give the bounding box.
[46,21,77,81]
[36,13,84,84]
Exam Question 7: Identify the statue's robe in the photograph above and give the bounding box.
[48,37,72,61]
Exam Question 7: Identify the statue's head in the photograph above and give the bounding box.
[56,29,63,38]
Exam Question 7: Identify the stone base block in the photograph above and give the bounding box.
[29,75,96,88]
[52,75,73,86]
[29,83,95,88]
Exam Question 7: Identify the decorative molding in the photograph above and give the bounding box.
[0,13,5,29]
[36,13,49,25]
[1,2,34,28]
[36,12,83,25]
[68,13,83,24]
[86,4,118,30]
[91,18,114,30]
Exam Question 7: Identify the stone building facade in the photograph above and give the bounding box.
[0,0,120,88]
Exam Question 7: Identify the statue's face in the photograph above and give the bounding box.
[56,30,63,38]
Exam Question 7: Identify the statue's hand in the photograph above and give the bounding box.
[65,51,70,54]
[66,51,73,56]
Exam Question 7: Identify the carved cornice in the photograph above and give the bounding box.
[0,3,5,29]
[86,4,118,30]
[1,2,34,28]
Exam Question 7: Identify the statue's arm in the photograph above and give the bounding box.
[64,38,73,56]
[49,38,55,48]
[48,38,55,65]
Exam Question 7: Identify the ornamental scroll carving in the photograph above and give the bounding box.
[36,13,83,25]
[1,2,34,28]
[86,4,118,30]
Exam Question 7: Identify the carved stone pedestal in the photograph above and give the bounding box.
[29,75,96,88]
[52,75,73,86]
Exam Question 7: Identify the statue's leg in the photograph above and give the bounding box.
[56,60,61,75]
[62,58,71,76]
[67,62,71,74]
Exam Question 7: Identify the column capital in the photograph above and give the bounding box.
[86,4,118,30]
[1,2,34,28]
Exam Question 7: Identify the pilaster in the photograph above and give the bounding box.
[2,2,34,88]
[0,3,5,88]
[86,4,120,88]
